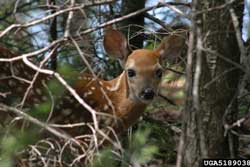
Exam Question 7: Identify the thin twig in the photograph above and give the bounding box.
[78,2,190,37]
[0,103,76,143]
[201,47,245,72]
[0,38,64,62]
[18,46,58,108]
[158,93,176,106]
[176,1,195,166]
[0,91,11,98]
[144,13,173,31]
[64,0,75,38]
[0,0,115,38]
[70,37,116,121]
[21,53,99,130]
[204,67,237,89]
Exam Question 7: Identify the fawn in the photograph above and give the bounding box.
[0,29,185,138]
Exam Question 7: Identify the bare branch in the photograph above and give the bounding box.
[78,2,190,37]
[0,38,64,62]
[64,0,76,38]
[18,46,58,108]
[0,0,115,38]
[0,103,76,143]
[201,47,245,72]
[20,52,99,130]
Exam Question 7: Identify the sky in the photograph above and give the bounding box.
[243,0,250,41]
[23,0,250,49]
[146,0,250,41]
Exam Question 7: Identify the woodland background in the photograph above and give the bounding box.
[0,0,250,167]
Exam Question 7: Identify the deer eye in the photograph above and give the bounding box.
[156,68,163,78]
[127,69,136,78]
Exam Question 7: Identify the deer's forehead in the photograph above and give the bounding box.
[126,49,160,68]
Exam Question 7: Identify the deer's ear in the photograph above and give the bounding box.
[155,35,185,63]
[103,29,130,67]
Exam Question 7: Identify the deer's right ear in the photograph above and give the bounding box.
[103,29,130,67]
[155,35,186,64]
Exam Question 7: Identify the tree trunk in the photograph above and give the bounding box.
[177,1,244,166]
[121,0,146,49]
[49,0,58,70]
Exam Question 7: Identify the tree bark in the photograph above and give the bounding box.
[177,1,244,166]
[121,0,146,49]
[49,0,58,70]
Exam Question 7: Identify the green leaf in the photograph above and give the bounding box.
[90,149,118,167]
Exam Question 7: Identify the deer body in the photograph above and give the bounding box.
[0,29,185,137]
[75,72,147,130]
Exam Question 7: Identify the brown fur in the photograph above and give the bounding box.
[0,29,185,138]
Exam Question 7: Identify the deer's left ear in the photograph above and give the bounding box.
[103,29,131,68]
[155,35,186,62]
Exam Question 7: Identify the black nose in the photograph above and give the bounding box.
[141,88,155,100]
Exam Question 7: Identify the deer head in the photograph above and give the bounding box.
[103,29,185,104]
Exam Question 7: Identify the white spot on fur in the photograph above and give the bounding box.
[83,91,93,98]
[83,93,88,98]
[8,80,16,87]
[62,109,72,115]
[91,87,95,90]
[103,104,109,111]
[17,87,23,92]
[65,96,71,100]
[34,98,40,103]
[35,88,42,95]
[24,71,29,76]
[42,96,47,101]
[69,99,74,103]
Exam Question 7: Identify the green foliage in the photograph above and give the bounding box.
[0,130,38,167]
[144,40,159,50]
[57,63,80,82]
[30,101,51,120]
[90,149,118,167]
[0,1,188,166]
[89,129,159,167]
[125,129,158,165]
[47,79,65,96]
[239,101,250,117]
[143,121,178,162]
[0,1,32,51]
[144,38,162,50]
[163,72,176,82]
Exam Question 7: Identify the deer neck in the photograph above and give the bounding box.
[109,72,147,128]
